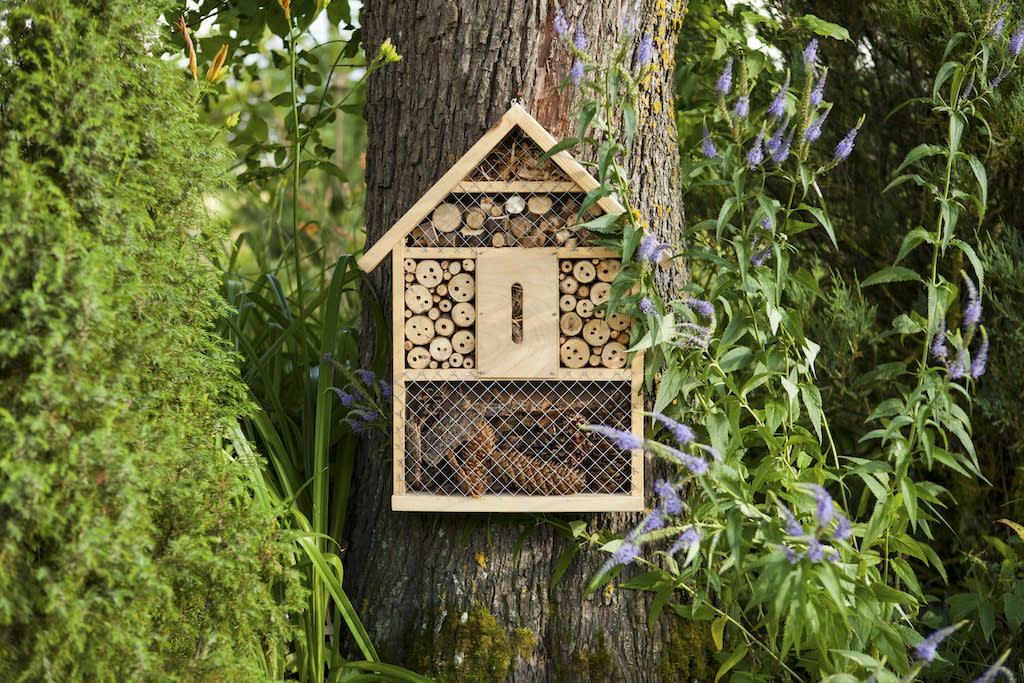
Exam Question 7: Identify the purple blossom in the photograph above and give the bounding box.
[732,94,749,119]
[603,539,641,572]
[751,236,771,266]
[804,108,830,142]
[782,506,804,537]
[356,368,377,384]
[809,69,827,107]
[345,418,366,434]
[826,548,840,563]
[669,527,702,555]
[655,479,683,515]
[747,128,765,167]
[332,388,357,406]
[351,408,378,422]
[991,15,1006,38]
[765,116,789,156]
[638,509,665,533]
[974,655,1014,683]
[834,514,852,541]
[701,124,717,158]
[803,38,819,68]
[807,538,825,562]
[971,326,989,379]
[760,216,773,231]
[553,7,569,37]
[768,74,790,119]
[663,446,708,475]
[948,351,967,379]
[833,121,862,162]
[931,319,949,360]
[991,66,1011,89]
[651,412,696,445]
[962,272,982,328]
[574,25,587,50]
[587,424,644,450]
[380,381,394,399]
[783,546,802,564]
[807,484,835,528]
[915,624,959,663]
[717,56,733,96]
[639,297,656,315]
[685,298,715,320]
[571,59,584,87]
[771,128,795,165]
[637,234,673,262]
[637,32,653,66]
[1010,22,1024,55]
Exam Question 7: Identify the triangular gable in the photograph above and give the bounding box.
[357,103,626,272]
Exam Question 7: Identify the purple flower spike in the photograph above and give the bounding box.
[783,545,802,564]
[971,326,989,379]
[717,57,733,96]
[765,116,789,156]
[803,38,819,68]
[701,124,717,158]
[768,74,790,119]
[637,32,653,65]
[962,272,982,328]
[782,506,804,537]
[807,538,825,562]
[571,59,584,86]
[604,539,640,572]
[574,25,587,50]
[663,446,708,475]
[991,15,1006,38]
[747,128,765,167]
[637,234,673,262]
[807,484,835,528]
[639,509,665,533]
[553,8,569,37]
[733,94,750,119]
[991,66,1011,89]
[915,624,960,663]
[772,128,795,165]
[931,319,948,360]
[356,368,377,384]
[804,108,830,143]
[639,297,656,315]
[651,412,696,445]
[1011,22,1024,55]
[685,298,715,320]
[655,479,683,515]
[809,69,828,107]
[833,120,862,162]
[332,388,357,406]
[669,527,702,555]
[834,514,852,541]
[949,350,967,379]
[587,424,644,450]
[380,381,394,399]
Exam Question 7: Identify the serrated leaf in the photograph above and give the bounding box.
[862,266,923,287]
[894,143,945,175]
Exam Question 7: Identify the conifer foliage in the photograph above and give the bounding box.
[0,1,297,679]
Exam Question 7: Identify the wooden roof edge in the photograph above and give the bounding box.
[357,103,626,273]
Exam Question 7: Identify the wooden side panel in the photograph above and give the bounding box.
[630,350,644,498]
[392,247,407,497]
[477,250,558,378]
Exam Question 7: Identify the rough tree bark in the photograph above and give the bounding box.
[349,2,690,680]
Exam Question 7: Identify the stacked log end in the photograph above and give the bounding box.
[557,258,632,369]
[405,259,475,370]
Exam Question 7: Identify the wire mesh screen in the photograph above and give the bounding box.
[465,128,571,182]
[402,380,634,496]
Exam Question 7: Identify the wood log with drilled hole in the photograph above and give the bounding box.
[435,317,455,337]
[582,319,611,346]
[449,353,463,368]
[429,337,453,361]
[576,299,594,318]
[573,260,596,283]
[505,195,526,214]
[527,195,553,215]
[451,330,475,354]
[452,302,475,327]
[559,277,578,295]
[462,258,475,272]
[431,203,462,233]
[596,259,619,282]
[448,273,475,302]
[404,258,417,273]
[559,312,583,336]
[415,260,443,287]
[559,338,590,368]
[589,281,610,305]
[601,342,628,369]
[405,316,435,345]
[607,312,631,331]
[560,260,573,274]
[559,294,576,312]
[438,299,452,312]
[462,356,475,369]
[427,308,440,321]
[407,346,430,369]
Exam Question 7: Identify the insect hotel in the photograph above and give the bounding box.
[358,103,643,512]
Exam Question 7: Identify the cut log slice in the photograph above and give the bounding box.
[518,227,546,248]
[404,316,435,345]
[405,284,433,314]
[573,260,596,283]
[508,215,532,238]
[607,311,632,331]
[559,294,577,312]
[452,302,475,327]
[560,260,574,274]
[435,317,455,337]
[505,195,526,214]
[448,261,462,275]
[559,338,590,368]
[407,346,431,369]
[452,330,476,354]
[448,352,463,368]
[575,298,594,318]
[559,311,583,336]
[527,195,553,215]
[597,259,620,282]
[415,259,443,287]
[429,337,453,361]
[427,308,440,321]
[438,299,452,312]
[404,258,417,273]
[601,342,628,369]
[464,207,487,230]
[590,281,611,304]
[431,203,462,233]
[559,277,578,295]
[462,258,476,272]
[448,273,475,302]
[582,319,611,346]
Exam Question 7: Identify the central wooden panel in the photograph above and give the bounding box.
[477,249,558,378]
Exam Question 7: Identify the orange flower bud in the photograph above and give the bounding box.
[176,16,197,82]
[206,44,229,83]
[278,0,291,21]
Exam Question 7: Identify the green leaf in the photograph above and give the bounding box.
[966,154,988,220]
[894,143,945,175]
[861,266,923,287]
[623,101,637,151]
[654,364,685,413]
[719,347,753,373]
[714,643,748,683]
[711,615,727,651]
[795,14,851,40]
[538,137,579,164]
[894,227,935,265]
[550,543,580,587]
[800,383,824,439]
[933,61,962,101]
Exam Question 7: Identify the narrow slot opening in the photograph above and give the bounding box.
[511,283,523,343]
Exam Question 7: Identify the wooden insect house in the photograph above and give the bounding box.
[358,103,643,512]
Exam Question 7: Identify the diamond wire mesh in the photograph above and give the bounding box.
[466,128,571,182]
[400,379,634,496]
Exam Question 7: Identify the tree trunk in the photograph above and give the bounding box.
[350,2,689,680]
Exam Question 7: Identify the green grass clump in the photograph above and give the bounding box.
[0,1,300,679]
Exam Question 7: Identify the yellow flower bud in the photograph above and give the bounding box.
[278,0,291,21]
[206,44,228,83]
[225,112,240,128]
[378,37,402,64]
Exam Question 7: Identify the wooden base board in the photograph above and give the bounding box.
[392,493,644,513]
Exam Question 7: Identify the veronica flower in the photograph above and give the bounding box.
[806,484,835,528]
[685,298,715,321]
[732,94,749,119]
[571,59,584,87]
[915,623,960,663]
[765,116,789,156]
[771,128,795,164]
[602,539,641,574]
[655,479,683,515]
[990,14,1006,38]
[991,66,1011,89]
[826,548,840,563]
[804,108,829,143]
[807,537,825,562]
[332,388,357,406]
[768,73,790,119]
[639,297,655,315]
[553,7,569,37]
[783,545,802,564]
[962,272,982,328]
[973,651,1013,683]
[380,381,394,400]
[573,25,587,50]
[637,32,653,65]
[803,38,819,68]
[637,234,673,262]
[669,527,702,555]
[717,56,733,96]
[971,326,989,379]
[356,368,377,384]
[346,417,366,434]
[809,69,827,107]
[701,124,717,158]
[1010,22,1024,55]
[948,350,967,379]
[662,446,709,475]
[638,509,665,533]
[834,514,852,541]
[782,506,804,537]
[960,74,975,102]
[833,120,862,162]
[586,424,645,450]
[350,408,378,422]
[751,236,771,266]
[651,412,696,445]
[747,128,765,167]
[931,319,949,360]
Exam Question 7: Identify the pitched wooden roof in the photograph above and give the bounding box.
[357,103,626,272]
